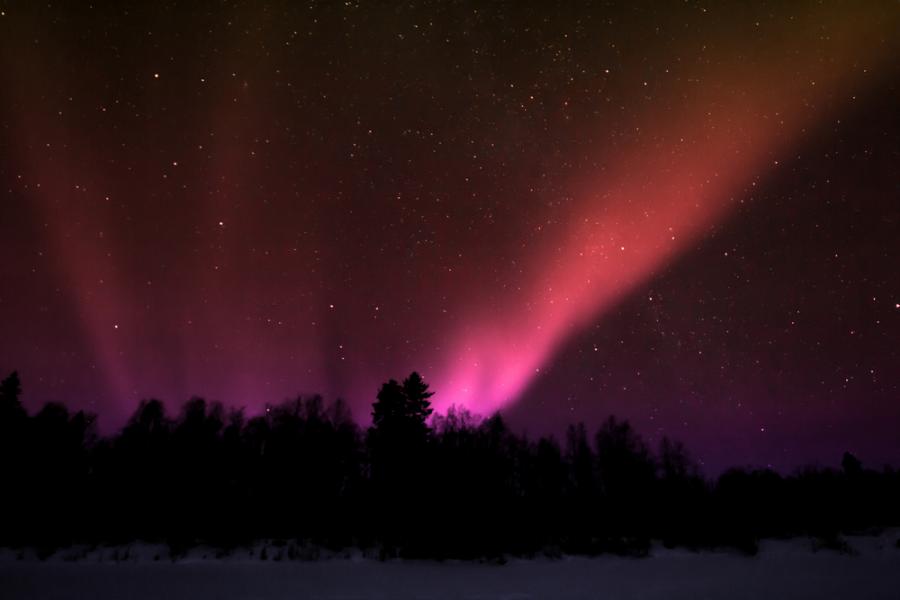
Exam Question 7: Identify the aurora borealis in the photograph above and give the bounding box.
[1,1,898,471]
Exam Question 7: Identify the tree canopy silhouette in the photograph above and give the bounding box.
[0,368,898,558]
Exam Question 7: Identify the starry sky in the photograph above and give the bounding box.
[1,1,898,471]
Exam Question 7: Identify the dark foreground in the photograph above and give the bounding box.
[2,535,899,600]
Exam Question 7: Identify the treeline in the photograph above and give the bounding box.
[1,370,898,558]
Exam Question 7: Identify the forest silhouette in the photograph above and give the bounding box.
[0,370,898,559]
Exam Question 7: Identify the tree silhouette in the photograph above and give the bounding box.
[401,371,434,426]
[841,451,863,477]
[371,372,433,437]
[0,371,24,421]
[367,372,435,555]
[0,371,27,546]
[0,369,898,558]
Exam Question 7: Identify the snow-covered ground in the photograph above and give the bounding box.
[1,533,898,599]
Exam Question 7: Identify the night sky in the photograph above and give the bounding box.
[1,1,897,472]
